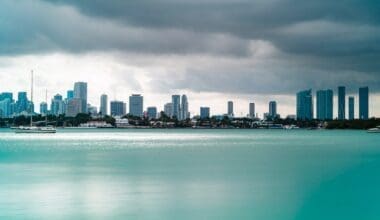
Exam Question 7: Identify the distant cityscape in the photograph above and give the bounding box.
[0,81,371,122]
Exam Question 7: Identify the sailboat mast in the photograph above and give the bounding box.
[30,70,34,127]
[45,89,48,126]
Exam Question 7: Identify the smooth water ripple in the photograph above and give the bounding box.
[0,129,380,220]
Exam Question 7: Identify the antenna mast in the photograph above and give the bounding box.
[30,70,34,127]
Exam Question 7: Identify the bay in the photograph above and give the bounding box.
[0,129,380,220]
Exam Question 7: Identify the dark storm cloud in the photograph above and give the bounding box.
[1,0,380,94]
[43,0,380,56]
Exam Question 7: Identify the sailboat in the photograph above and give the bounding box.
[14,71,57,134]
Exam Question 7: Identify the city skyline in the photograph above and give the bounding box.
[0,80,375,120]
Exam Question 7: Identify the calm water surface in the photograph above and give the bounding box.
[0,129,380,220]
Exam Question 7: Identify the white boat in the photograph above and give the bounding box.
[367,126,380,133]
[15,126,57,134]
[14,71,57,134]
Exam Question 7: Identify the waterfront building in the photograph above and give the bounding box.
[269,101,277,118]
[338,86,346,120]
[110,101,126,117]
[51,94,65,116]
[172,95,181,119]
[74,82,87,113]
[0,92,13,102]
[180,95,189,120]
[297,89,313,120]
[16,92,28,113]
[359,87,369,120]
[228,101,234,117]
[249,103,255,118]
[147,107,157,119]
[164,103,173,117]
[100,94,108,116]
[0,98,11,118]
[200,107,210,119]
[349,96,355,120]
[40,102,48,115]
[27,101,34,114]
[67,90,74,100]
[129,94,143,117]
[87,104,98,115]
[316,89,333,120]
[66,98,83,117]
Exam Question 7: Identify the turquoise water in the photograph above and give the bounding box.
[1,129,380,220]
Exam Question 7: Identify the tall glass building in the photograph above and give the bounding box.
[316,89,333,120]
[200,107,210,119]
[172,95,181,119]
[297,90,313,121]
[0,92,13,102]
[51,94,64,116]
[227,101,234,117]
[180,95,189,120]
[338,86,346,120]
[110,101,126,117]
[348,96,355,120]
[147,107,157,119]
[249,103,255,118]
[129,94,143,117]
[67,90,74,100]
[100,94,108,116]
[269,101,277,118]
[40,102,48,115]
[359,87,369,120]
[74,82,87,113]
[164,103,173,117]
[16,92,28,113]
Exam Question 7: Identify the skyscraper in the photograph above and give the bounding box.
[40,102,48,115]
[269,101,277,118]
[359,87,369,120]
[0,98,11,118]
[164,103,173,117]
[51,94,65,116]
[147,107,157,119]
[348,96,355,120]
[100,94,108,116]
[16,92,28,113]
[129,94,143,117]
[172,95,181,119]
[200,107,210,119]
[0,92,13,102]
[180,95,189,120]
[297,89,313,120]
[66,98,83,117]
[316,89,333,120]
[67,90,74,100]
[338,86,346,120]
[74,82,87,113]
[227,101,234,116]
[249,103,255,118]
[110,101,126,116]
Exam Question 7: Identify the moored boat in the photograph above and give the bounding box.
[367,126,380,133]
[14,126,57,134]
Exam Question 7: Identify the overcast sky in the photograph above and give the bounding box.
[0,0,379,117]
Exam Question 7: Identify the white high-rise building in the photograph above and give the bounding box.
[164,103,173,117]
[100,94,108,116]
[180,95,189,120]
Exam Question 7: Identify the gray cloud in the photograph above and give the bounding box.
[1,0,380,96]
